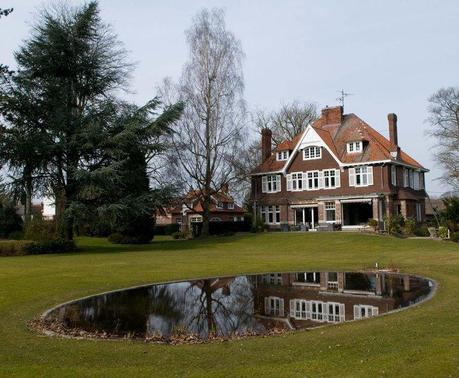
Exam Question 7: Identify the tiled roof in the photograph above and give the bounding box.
[253,111,426,174]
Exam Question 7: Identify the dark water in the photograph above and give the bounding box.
[44,271,433,342]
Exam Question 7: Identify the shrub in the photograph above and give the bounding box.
[8,231,24,240]
[384,215,404,235]
[0,201,23,238]
[108,233,151,244]
[451,231,459,243]
[413,225,430,237]
[171,231,188,239]
[154,224,180,235]
[404,217,416,235]
[0,240,26,256]
[251,217,265,233]
[438,226,449,239]
[368,218,378,232]
[24,217,57,241]
[22,239,76,255]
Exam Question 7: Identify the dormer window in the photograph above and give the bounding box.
[347,141,363,153]
[228,202,234,210]
[276,151,289,161]
[216,201,223,209]
[303,146,321,160]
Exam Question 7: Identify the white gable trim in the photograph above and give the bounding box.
[283,125,342,173]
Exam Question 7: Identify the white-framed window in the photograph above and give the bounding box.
[416,202,422,222]
[190,215,202,223]
[323,169,340,189]
[296,272,321,284]
[409,170,414,188]
[327,272,339,290]
[210,217,221,222]
[349,166,373,187]
[216,202,223,209]
[327,302,345,323]
[276,150,289,161]
[413,171,420,190]
[289,299,345,323]
[303,146,322,160]
[325,202,336,222]
[391,165,397,187]
[353,304,379,320]
[233,216,238,222]
[260,273,282,285]
[347,141,363,153]
[419,173,425,190]
[291,299,310,320]
[175,217,182,224]
[260,205,280,224]
[264,296,284,316]
[228,202,234,210]
[311,301,325,321]
[287,172,304,191]
[261,175,281,193]
[307,171,320,190]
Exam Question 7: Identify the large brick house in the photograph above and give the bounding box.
[251,106,428,230]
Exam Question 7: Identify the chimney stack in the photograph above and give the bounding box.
[261,128,272,162]
[321,106,343,124]
[388,113,398,146]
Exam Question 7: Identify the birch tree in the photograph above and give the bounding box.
[166,9,246,237]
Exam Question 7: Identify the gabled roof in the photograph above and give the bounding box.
[252,110,426,175]
[170,188,245,215]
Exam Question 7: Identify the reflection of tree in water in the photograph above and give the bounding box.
[183,276,263,338]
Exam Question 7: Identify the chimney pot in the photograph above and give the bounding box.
[261,128,272,162]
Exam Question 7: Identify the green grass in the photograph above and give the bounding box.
[1,233,459,377]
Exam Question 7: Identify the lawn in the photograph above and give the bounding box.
[1,233,458,377]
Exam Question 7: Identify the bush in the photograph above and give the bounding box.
[22,239,76,255]
[404,217,416,235]
[8,231,24,240]
[438,226,449,239]
[413,225,430,237]
[154,223,180,235]
[384,215,404,235]
[0,201,23,238]
[251,217,265,233]
[108,233,152,244]
[24,217,57,241]
[368,218,378,232]
[451,231,459,243]
[171,231,188,239]
[0,240,27,256]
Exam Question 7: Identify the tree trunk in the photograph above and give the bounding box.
[23,166,33,222]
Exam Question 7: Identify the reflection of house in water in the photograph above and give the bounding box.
[251,271,431,329]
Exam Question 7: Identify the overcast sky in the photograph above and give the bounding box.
[1,0,458,196]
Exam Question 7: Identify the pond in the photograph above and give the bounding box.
[41,271,434,343]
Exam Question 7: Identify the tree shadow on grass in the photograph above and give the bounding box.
[74,234,255,256]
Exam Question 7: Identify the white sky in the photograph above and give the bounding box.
[1,0,458,196]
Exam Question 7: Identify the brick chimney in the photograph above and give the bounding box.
[321,106,343,124]
[261,128,272,162]
[388,113,398,146]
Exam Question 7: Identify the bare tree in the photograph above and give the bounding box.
[162,9,247,237]
[254,101,318,146]
[427,87,459,188]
